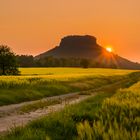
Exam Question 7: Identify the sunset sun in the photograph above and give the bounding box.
[106,47,113,53]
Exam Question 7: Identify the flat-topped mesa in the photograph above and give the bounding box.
[59,35,97,49]
[35,35,101,60]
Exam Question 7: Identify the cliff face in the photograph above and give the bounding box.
[59,35,97,48]
[35,35,140,69]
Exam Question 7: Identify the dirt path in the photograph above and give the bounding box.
[0,92,94,134]
[0,92,81,118]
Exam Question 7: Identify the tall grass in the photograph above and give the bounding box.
[77,81,140,140]
[0,73,128,106]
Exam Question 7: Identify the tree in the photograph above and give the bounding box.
[80,59,90,68]
[0,45,20,75]
[17,55,35,67]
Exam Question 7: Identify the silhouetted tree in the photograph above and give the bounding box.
[17,55,35,67]
[80,59,90,68]
[0,45,20,75]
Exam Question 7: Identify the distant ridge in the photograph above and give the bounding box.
[35,35,140,69]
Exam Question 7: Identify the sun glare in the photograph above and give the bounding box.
[106,47,113,53]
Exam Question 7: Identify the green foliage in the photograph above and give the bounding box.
[0,45,19,75]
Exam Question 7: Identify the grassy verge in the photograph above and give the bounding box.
[19,99,62,114]
[0,74,128,106]
[1,72,140,140]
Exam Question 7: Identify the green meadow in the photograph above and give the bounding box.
[20,68,134,76]
[0,68,134,106]
[0,68,140,140]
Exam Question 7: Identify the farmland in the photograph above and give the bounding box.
[0,68,140,140]
[20,68,134,77]
[0,68,134,106]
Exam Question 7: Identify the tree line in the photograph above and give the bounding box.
[0,45,117,75]
[17,55,91,68]
[17,55,117,68]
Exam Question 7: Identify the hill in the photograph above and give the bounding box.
[35,35,140,69]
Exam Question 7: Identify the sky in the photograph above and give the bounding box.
[0,0,140,62]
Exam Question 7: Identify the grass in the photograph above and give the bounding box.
[1,71,140,140]
[77,81,140,140]
[19,99,62,113]
[0,68,134,106]
[20,68,134,77]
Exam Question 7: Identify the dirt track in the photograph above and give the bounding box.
[0,92,93,134]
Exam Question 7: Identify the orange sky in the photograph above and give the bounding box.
[0,0,140,62]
